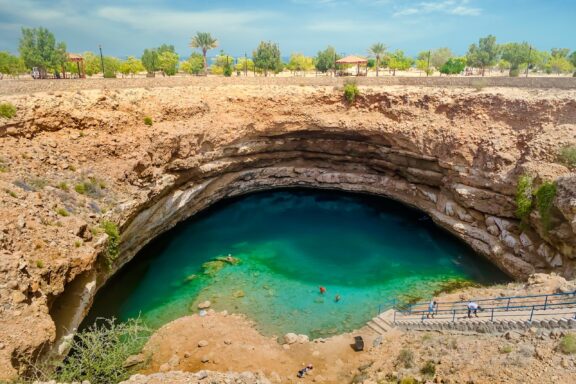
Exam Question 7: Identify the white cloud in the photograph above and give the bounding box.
[393,0,481,17]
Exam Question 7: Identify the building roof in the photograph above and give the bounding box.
[67,53,84,62]
[336,55,368,64]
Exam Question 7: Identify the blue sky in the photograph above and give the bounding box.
[0,0,574,58]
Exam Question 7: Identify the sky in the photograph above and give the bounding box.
[0,0,574,58]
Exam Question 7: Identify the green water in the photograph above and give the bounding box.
[85,189,509,338]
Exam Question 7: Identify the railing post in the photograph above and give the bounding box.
[543,296,548,310]
[491,308,494,322]
[506,297,511,311]
[452,310,456,322]
[529,306,535,322]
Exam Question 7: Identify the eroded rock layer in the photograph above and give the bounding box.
[0,84,575,379]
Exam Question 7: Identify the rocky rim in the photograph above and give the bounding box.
[0,80,575,380]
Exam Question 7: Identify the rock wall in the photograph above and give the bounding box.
[0,84,575,379]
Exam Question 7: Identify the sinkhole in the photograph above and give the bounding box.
[84,189,509,338]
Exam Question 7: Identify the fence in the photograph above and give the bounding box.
[377,291,576,324]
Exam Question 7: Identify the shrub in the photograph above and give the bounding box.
[420,360,436,376]
[143,116,153,126]
[397,348,414,368]
[515,174,533,223]
[5,189,17,198]
[31,318,151,384]
[75,178,105,197]
[56,208,69,217]
[343,81,360,103]
[559,333,576,354]
[400,377,417,384]
[57,182,69,192]
[0,158,8,173]
[103,70,116,79]
[0,102,17,118]
[509,68,521,77]
[558,145,576,169]
[535,181,557,230]
[35,260,44,268]
[75,183,87,194]
[101,220,120,266]
[500,344,513,354]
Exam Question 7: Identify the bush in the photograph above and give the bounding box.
[143,116,153,126]
[397,348,414,368]
[0,102,17,118]
[25,318,151,384]
[56,208,69,217]
[559,333,576,354]
[57,182,69,192]
[101,220,120,266]
[515,174,533,223]
[535,181,557,230]
[500,344,513,354]
[103,70,116,79]
[509,67,520,77]
[420,360,436,376]
[558,145,576,168]
[400,377,417,384]
[74,178,105,197]
[343,81,360,103]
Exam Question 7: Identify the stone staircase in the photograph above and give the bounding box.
[366,302,576,336]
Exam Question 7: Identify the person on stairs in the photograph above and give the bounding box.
[467,301,481,318]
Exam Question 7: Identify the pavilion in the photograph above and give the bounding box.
[66,53,86,79]
[335,55,368,76]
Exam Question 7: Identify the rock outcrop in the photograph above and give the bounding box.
[0,83,575,379]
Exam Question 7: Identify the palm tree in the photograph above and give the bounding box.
[368,43,387,77]
[190,32,219,75]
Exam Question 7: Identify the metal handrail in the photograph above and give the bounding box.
[377,290,576,317]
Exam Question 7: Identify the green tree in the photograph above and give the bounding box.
[181,53,205,75]
[429,47,453,70]
[19,27,67,78]
[235,57,255,75]
[286,53,315,75]
[466,35,499,76]
[501,42,531,76]
[102,56,121,78]
[158,51,179,76]
[0,52,27,78]
[210,51,234,76]
[119,56,145,77]
[252,41,282,76]
[439,57,466,75]
[315,46,339,73]
[190,32,218,75]
[80,51,101,76]
[141,48,158,74]
[368,42,387,76]
[551,48,570,59]
[547,56,573,75]
[388,50,413,76]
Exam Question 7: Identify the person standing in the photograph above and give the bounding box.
[467,301,480,318]
[427,300,437,319]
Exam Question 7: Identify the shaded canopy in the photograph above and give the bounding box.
[336,55,368,64]
[67,53,84,62]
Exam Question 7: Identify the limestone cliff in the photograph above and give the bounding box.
[0,83,575,379]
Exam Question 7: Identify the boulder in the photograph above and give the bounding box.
[283,333,298,344]
[198,340,209,348]
[197,300,211,309]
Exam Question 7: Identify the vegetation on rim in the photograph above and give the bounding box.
[535,181,557,230]
[0,102,17,118]
[343,81,360,103]
[515,174,534,224]
[20,318,151,384]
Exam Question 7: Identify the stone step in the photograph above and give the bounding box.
[372,317,393,332]
[367,320,388,335]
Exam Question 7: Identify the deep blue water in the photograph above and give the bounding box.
[85,189,509,338]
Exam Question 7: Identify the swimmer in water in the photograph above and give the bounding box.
[335,294,341,302]
[319,286,326,294]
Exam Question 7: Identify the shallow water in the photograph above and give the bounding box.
[85,189,509,338]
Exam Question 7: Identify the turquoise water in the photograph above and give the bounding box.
[84,189,509,338]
